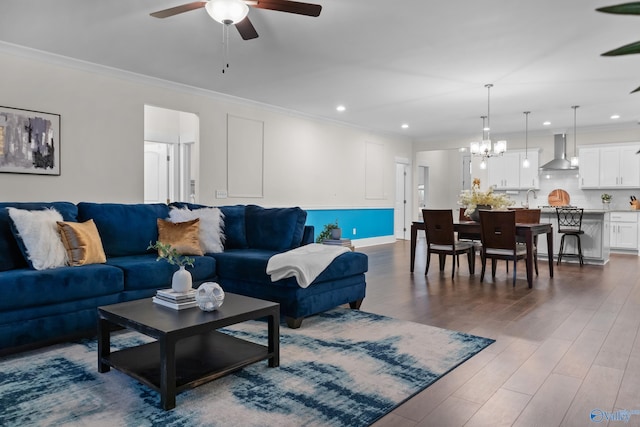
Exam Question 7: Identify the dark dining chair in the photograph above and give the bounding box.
[479,210,527,286]
[422,209,475,278]
[556,207,585,266]
[457,207,482,254]
[514,208,541,276]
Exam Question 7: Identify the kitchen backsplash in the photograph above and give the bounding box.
[500,170,639,210]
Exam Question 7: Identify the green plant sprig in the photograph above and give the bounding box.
[147,241,195,267]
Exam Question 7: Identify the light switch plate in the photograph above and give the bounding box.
[215,190,228,199]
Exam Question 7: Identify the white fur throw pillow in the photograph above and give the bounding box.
[8,207,68,270]
[168,207,225,253]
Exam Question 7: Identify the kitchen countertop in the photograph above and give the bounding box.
[538,208,611,214]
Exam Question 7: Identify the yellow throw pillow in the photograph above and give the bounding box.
[57,219,107,266]
[157,218,204,256]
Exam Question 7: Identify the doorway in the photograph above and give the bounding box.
[462,154,471,191]
[395,161,410,239]
[144,106,199,204]
[417,165,429,220]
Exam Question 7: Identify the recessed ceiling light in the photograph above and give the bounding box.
[543,121,551,126]
[401,123,409,129]
[336,105,346,112]
[459,147,467,152]
[611,114,620,119]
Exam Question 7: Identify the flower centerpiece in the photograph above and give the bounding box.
[458,178,514,219]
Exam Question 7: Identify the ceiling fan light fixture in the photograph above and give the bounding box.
[205,0,249,25]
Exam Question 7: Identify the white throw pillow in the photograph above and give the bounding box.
[8,207,68,270]
[169,207,225,253]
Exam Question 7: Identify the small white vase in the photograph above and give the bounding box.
[172,266,192,293]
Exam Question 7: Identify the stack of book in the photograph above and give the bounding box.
[322,238,352,247]
[152,288,197,310]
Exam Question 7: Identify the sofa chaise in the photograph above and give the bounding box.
[0,202,368,354]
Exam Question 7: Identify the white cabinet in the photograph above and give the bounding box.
[610,211,638,250]
[487,150,539,190]
[620,147,640,187]
[579,147,600,188]
[520,152,539,189]
[580,144,640,189]
[488,152,520,189]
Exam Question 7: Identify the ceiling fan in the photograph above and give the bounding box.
[150,0,322,40]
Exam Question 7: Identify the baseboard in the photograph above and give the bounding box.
[352,235,396,248]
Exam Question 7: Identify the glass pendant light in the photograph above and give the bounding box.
[522,111,530,168]
[570,106,579,167]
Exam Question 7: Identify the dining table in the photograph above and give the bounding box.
[410,220,554,288]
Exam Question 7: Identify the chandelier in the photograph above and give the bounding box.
[470,84,507,169]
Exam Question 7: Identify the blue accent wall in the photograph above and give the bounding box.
[305,208,394,241]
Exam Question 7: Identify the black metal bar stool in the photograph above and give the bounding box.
[555,207,584,266]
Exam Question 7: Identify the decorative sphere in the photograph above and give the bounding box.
[195,282,225,311]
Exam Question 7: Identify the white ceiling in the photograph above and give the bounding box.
[1,0,639,144]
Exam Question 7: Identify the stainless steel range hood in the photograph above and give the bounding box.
[539,134,578,170]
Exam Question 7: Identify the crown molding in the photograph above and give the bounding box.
[0,41,411,142]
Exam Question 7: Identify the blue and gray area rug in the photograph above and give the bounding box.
[0,309,493,426]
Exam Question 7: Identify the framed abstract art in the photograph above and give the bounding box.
[0,106,61,175]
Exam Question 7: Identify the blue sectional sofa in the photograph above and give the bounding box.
[0,202,368,354]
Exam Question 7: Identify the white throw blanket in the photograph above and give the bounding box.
[266,243,350,288]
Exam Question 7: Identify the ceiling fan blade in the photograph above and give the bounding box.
[150,1,207,18]
[596,2,640,15]
[235,17,259,40]
[250,0,322,17]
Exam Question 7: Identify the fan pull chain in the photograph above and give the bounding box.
[221,23,231,74]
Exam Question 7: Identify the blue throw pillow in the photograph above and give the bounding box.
[244,205,307,251]
[218,205,249,249]
[77,202,170,257]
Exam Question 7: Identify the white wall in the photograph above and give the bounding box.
[415,150,464,213]
[0,48,412,208]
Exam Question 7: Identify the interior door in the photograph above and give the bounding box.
[144,142,169,204]
[395,163,409,239]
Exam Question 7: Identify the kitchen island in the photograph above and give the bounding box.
[537,209,610,265]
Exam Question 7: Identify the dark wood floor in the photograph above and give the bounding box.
[358,239,640,427]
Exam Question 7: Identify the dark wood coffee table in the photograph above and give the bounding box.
[97,293,279,410]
